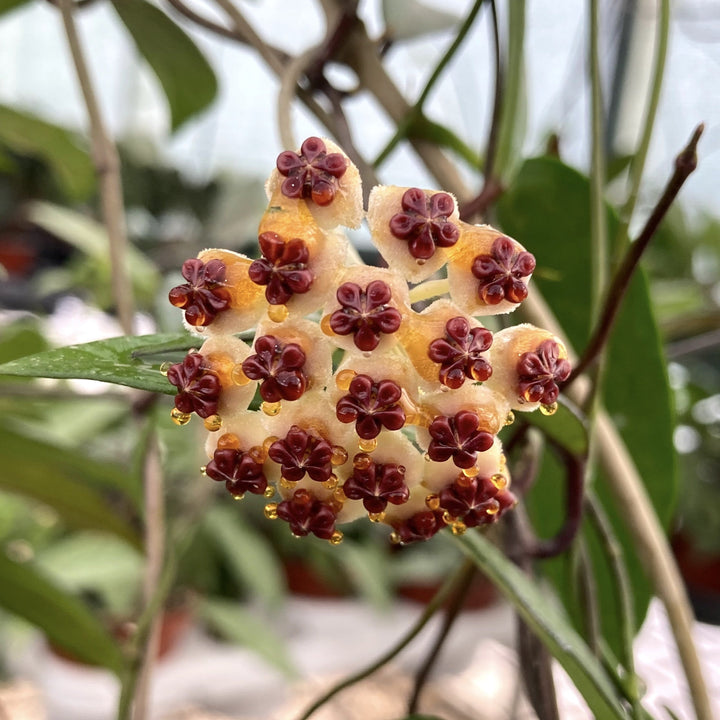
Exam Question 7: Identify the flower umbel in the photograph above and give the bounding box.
[168,136,569,545]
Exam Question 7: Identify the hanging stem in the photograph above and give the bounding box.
[295,558,474,720]
[58,0,134,335]
[406,561,476,714]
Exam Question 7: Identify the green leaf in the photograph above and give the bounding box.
[202,505,286,609]
[112,0,218,132]
[521,397,588,457]
[455,531,628,719]
[0,333,193,394]
[0,551,126,674]
[27,201,160,306]
[497,156,677,657]
[198,597,297,677]
[0,424,141,545]
[0,105,94,200]
[0,0,32,15]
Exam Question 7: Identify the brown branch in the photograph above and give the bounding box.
[406,561,476,714]
[58,0,134,334]
[568,123,704,383]
[165,0,244,42]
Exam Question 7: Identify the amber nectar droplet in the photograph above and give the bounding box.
[264,503,279,520]
[159,361,172,376]
[368,511,386,523]
[217,433,241,450]
[320,314,335,336]
[204,414,223,432]
[335,369,357,391]
[331,445,349,466]
[425,494,440,511]
[540,402,558,416]
[329,531,344,546]
[267,304,289,323]
[262,401,282,416]
[171,408,192,426]
[491,473,507,490]
[231,365,251,386]
[200,466,207,476]
[323,475,339,490]
[451,521,467,536]
[358,437,378,453]
[504,411,515,426]
[462,465,480,478]
[264,486,276,499]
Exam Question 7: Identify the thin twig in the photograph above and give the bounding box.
[568,123,704,382]
[58,0,134,335]
[295,558,473,720]
[165,0,240,42]
[406,561,476,714]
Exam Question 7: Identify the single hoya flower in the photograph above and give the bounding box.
[391,509,446,544]
[248,232,314,305]
[168,258,231,327]
[336,374,406,439]
[427,316,493,389]
[438,474,515,528]
[276,136,348,207]
[241,335,308,403]
[328,280,402,352]
[342,454,410,514]
[268,425,334,483]
[205,446,268,498]
[472,236,536,306]
[388,188,460,260]
[517,339,572,405]
[427,410,494,469]
[167,353,221,419]
[274,488,339,540]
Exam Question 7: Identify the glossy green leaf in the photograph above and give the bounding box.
[198,597,297,677]
[0,333,193,394]
[202,506,286,609]
[112,0,217,132]
[521,398,588,457]
[0,551,125,674]
[455,531,628,719]
[0,104,94,200]
[0,424,141,544]
[497,156,677,657]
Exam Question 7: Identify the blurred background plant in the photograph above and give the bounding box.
[0,1,718,719]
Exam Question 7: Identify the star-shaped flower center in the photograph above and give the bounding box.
[241,335,307,402]
[471,236,536,305]
[389,188,459,260]
[342,455,409,514]
[206,447,268,497]
[276,489,338,539]
[248,232,314,305]
[276,136,348,206]
[392,509,446,544]
[168,258,231,326]
[335,374,406,439]
[167,353,221,419]
[427,410,494,469]
[439,475,511,527]
[268,425,334,483]
[329,281,402,352]
[427,316,493,389]
[517,339,571,405]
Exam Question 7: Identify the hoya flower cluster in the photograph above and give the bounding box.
[167,137,571,545]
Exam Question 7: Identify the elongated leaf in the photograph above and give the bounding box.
[497,156,677,657]
[455,531,628,719]
[0,551,125,674]
[0,105,94,200]
[521,398,588,457]
[0,333,193,394]
[0,424,141,545]
[112,0,217,131]
[198,597,296,677]
[202,505,285,608]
